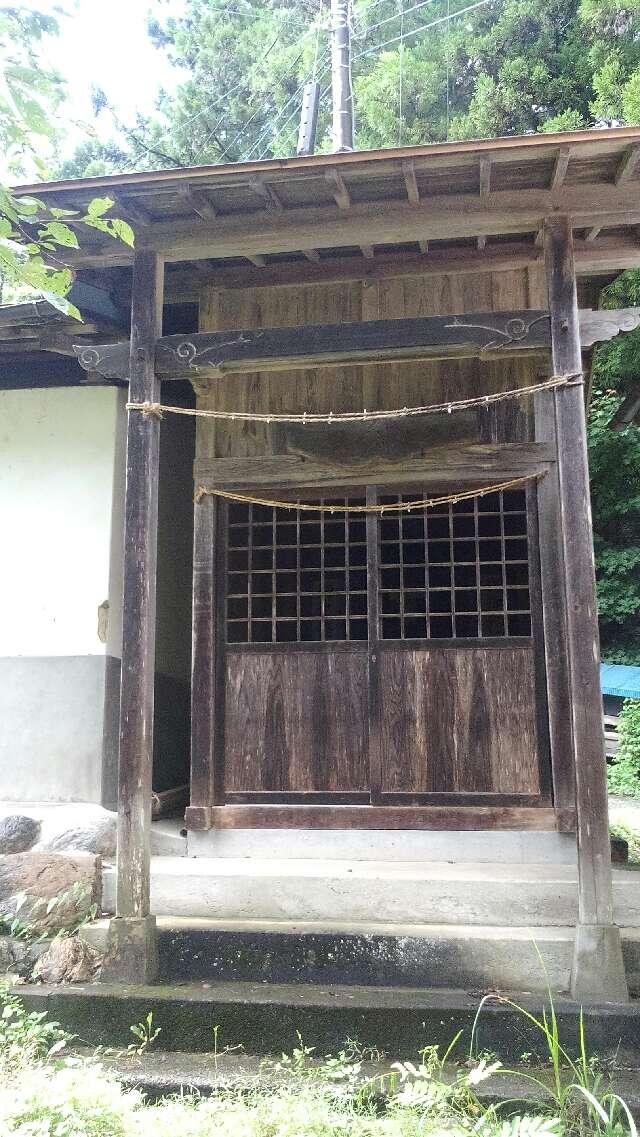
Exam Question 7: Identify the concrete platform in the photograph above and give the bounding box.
[81,916,640,995]
[102,857,640,927]
[16,981,640,1061]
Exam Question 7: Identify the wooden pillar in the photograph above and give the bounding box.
[101,250,164,983]
[543,216,627,1002]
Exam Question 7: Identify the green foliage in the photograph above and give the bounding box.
[608,699,640,795]
[0,5,133,317]
[587,273,640,665]
[0,985,70,1071]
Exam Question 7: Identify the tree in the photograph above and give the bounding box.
[587,273,640,665]
[58,0,640,173]
[0,5,133,317]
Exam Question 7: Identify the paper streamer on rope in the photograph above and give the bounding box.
[126,372,583,426]
[194,473,544,514]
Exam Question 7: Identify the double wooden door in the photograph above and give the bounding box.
[212,484,550,818]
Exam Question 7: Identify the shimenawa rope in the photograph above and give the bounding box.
[194,473,543,515]
[126,372,582,426]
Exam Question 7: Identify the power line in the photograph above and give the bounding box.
[353,0,494,59]
[357,0,441,39]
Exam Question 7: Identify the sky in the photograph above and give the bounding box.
[20,0,186,160]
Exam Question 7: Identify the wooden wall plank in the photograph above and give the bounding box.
[379,646,540,794]
[224,651,369,793]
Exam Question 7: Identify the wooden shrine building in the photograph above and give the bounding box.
[9,125,640,999]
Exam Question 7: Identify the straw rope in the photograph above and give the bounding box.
[126,372,582,426]
[194,473,543,514]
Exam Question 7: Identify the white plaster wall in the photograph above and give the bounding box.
[0,386,121,658]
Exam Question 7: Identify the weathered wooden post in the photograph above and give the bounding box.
[101,249,164,983]
[543,216,627,1002]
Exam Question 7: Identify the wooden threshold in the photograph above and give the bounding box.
[185,804,574,832]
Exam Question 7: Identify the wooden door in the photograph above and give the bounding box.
[210,484,550,820]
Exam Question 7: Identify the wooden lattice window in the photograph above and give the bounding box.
[226,498,368,645]
[224,488,531,645]
[378,488,531,640]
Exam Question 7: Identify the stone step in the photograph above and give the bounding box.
[102,858,640,927]
[81,917,640,995]
[16,981,640,1062]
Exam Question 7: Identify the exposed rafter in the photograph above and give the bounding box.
[479,158,491,199]
[249,175,284,211]
[179,184,218,220]
[550,146,571,189]
[615,143,640,185]
[326,168,351,209]
[402,160,420,205]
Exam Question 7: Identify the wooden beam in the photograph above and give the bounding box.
[179,184,217,220]
[584,225,602,243]
[75,306,640,381]
[248,175,284,211]
[543,214,627,1002]
[402,159,420,205]
[615,143,640,185]
[189,804,567,831]
[62,183,640,267]
[113,195,153,228]
[102,249,163,984]
[360,244,374,259]
[246,254,266,267]
[477,235,487,251]
[77,308,552,380]
[195,444,554,490]
[479,157,491,198]
[163,241,539,297]
[303,249,321,262]
[325,168,351,209]
[550,145,571,189]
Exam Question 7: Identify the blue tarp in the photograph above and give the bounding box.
[601,662,640,700]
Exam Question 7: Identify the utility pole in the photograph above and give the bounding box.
[330,0,354,151]
[297,80,320,156]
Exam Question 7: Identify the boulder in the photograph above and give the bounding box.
[33,936,102,984]
[37,806,117,858]
[0,815,41,854]
[0,852,101,934]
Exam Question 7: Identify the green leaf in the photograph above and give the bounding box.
[38,221,79,249]
[85,195,114,220]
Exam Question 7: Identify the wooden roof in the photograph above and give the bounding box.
[13,126,640,291]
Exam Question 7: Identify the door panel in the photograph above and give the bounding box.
[225,649,369,792]
[379,645,540,793]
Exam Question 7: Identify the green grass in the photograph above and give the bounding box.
[0,989,636,1137]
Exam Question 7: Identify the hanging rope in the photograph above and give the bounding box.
[194,473,543,513]
[127,371,582,425]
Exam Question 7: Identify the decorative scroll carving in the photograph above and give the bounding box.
[74,342,130,380]
[445,313,550,353]
[578,306,640,347]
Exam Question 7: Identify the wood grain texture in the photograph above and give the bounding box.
[224,650,369,793]
[116,250,163,919]
[379,646,540,794]
[206,804,566,830]
[544,217,616,929]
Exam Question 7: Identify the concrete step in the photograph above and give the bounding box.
[82,917,640,995]
[16,981,640,1062]
[102,858,640,927]
[187,828,577,863]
